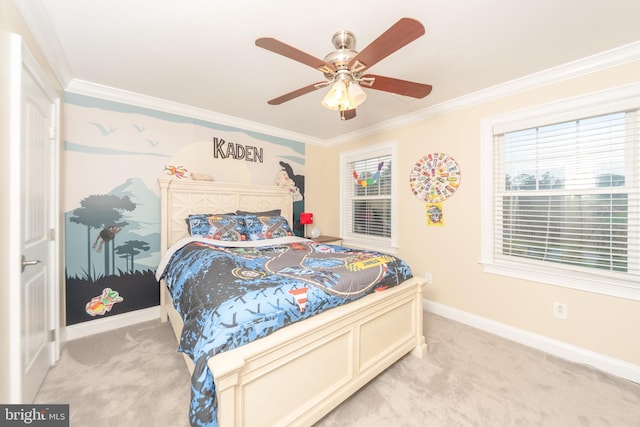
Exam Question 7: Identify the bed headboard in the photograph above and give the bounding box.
[158,177,294,253]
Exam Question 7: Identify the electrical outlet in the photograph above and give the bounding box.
[553,302,568,319]
[425,272,433,284]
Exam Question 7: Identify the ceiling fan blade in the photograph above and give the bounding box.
[341,109,357,120]
[364,74,432,99]
[256,37,336,74]
[267,82,325,105]
[349,18,425,72]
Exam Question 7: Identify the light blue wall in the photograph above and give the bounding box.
[63,93,306,324]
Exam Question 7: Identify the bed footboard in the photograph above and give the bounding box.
[164,277,426,427]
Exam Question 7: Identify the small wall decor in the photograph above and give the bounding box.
[353,161,384,187]
[85,288,124,316]
[426,203,444,226]
[409,152,461,226]
[164,164,190,179]
[276,161,303,202]
[409,152,461,202]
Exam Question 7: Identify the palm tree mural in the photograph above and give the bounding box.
[69,194,136,279]
[115,240,151,274]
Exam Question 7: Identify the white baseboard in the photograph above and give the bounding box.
[63,306,161,342]
[423,299,640,385]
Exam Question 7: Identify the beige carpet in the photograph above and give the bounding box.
[35,312,640,426]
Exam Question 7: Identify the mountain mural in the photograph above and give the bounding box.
[65,177,161,278]
[64,177,161,325]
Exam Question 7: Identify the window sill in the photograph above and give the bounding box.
[308,235,343,245]
[342,238,398,255]
[481,261,640,301]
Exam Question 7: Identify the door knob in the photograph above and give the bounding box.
[21,255,41,273]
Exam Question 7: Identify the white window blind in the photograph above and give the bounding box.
[340,141,398,251]
[492,109,639,289]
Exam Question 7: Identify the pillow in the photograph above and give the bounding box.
[187,214,247,241]
[236,209,281,217]
[185,212,236,234]
[242,215,293,240]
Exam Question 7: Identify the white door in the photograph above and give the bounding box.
[10,35,60,403]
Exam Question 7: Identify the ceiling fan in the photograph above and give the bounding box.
[255,17,433,121]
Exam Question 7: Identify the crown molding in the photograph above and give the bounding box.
[14,0,73,87]
[65,79,325,146]
[63,39,640,147]
[324,40,640,146]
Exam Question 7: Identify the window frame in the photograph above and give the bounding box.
[340,140,399,253]
[481,83,640,301]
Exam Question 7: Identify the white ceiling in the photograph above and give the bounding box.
[15,0,640,144]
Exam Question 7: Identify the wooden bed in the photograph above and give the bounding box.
[158,177,427,427]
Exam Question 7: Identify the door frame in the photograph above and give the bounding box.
[5,32,61,403]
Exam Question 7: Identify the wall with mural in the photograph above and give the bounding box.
[63,93,305,325]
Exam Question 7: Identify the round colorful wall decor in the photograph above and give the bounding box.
[409,152,461,202]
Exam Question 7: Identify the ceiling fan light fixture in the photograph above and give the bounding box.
[321,79,366,112]
[321,79,348,111]
[347,82,367,107]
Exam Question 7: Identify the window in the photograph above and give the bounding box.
[481,84,640,300]
[340,141,398,252]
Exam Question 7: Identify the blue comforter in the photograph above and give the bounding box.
[156,236,413,427]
